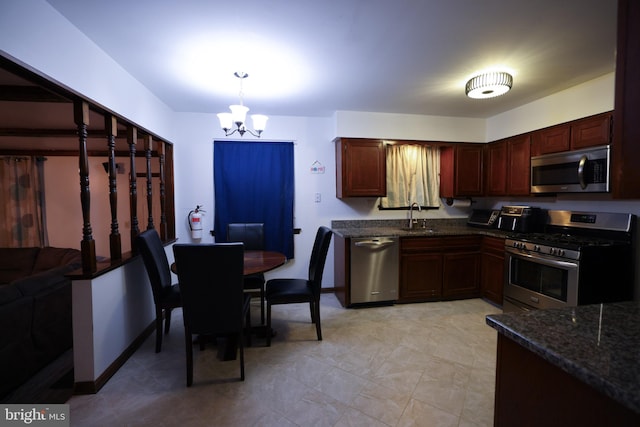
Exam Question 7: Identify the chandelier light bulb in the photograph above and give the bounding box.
[217,72,268,137]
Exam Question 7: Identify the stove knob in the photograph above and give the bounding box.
[549,248,556,255]
[558,249,565,256]
[533,245,540,252]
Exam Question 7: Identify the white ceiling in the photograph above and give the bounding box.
[44,0,617,119]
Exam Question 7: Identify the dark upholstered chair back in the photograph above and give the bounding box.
[172,243,245,335]
[136,229,182,353]
[137,229,172,304]
[173,243,248,383]
[307,226,333,297]
[227,223,265,250]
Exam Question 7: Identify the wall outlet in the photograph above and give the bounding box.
[315,193,321,203]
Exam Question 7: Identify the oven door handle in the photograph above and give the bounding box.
[577,155,588,189]
[506,248,578,269]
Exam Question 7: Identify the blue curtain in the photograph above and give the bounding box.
[214,141,295,258]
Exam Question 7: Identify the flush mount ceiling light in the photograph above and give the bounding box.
[217,72,268,137]
[465,71,513,99]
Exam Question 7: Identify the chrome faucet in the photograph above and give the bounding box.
[408,202,421,229]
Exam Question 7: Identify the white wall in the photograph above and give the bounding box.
[333,111,486,142]
[0,0,176,142]
[72,260,154,383]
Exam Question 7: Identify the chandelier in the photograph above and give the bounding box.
[465,71,513,99]
[217,72,268,137]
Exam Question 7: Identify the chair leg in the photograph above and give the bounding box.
[245,298,252,348]
[155,311,163,353]
[314,300,322,341]
[185,329,193,387]
[266,302,272,347]
[309,302,316,323]
[239,331,245,381]
[164,308,172,334]
[259,286,265,325]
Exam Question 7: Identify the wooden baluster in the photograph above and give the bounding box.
[144,135,155,231]
[74,100,97,273]
[158,142,167,240]
[128,126,140,252]
[105,115,122,261]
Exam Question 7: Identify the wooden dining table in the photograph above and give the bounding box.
[242,250,287,276]
[170,249,286,276]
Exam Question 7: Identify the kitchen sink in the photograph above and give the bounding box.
[399,227,437,234]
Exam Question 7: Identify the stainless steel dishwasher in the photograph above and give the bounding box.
[350,237,399,304]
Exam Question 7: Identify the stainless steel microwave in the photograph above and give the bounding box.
[530,145,610,193]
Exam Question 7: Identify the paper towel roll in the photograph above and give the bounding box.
[445,198,472,208]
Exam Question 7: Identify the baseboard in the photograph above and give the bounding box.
[74,319,156,395]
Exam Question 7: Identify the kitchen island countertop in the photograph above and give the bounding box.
[486,301,640,415]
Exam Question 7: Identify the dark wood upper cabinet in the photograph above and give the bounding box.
[532,112,612,157]
[531,124,570,156]
[440,144,484,198]
[485,135,530,197]
[571,113,612,150]
[485,140,507,196]
[506,134,531,195]
[335,138,386,198]
[612,0,640,198]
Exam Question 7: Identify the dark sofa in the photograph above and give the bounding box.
[0,247,81,401]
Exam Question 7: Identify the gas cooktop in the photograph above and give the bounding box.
[508,232,623,250]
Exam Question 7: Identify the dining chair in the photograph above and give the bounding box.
[172,243,250,385]
[227,223,267,325]
[136,229,182,353]
[265,226,332,346]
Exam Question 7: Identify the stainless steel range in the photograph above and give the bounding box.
[503,210,636,312]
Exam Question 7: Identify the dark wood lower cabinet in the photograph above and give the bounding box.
[401,251,443,300]
[337,233,503,306]
[480,236,504,305]
[399,236,481,302]
[494,334,640,427]
[442,251,480,298]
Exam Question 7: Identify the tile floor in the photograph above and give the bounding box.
[68,294,502,426]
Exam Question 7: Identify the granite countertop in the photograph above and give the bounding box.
[486,302,640,415]
[330,218,510,239]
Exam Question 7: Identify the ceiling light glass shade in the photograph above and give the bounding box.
[217,112,233,131]
[218,72,268,137]
[251,114,268,132]
[465,72,513,99]
[229,104,249,126]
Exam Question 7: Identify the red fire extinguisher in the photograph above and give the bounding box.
[187,205,205,239]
